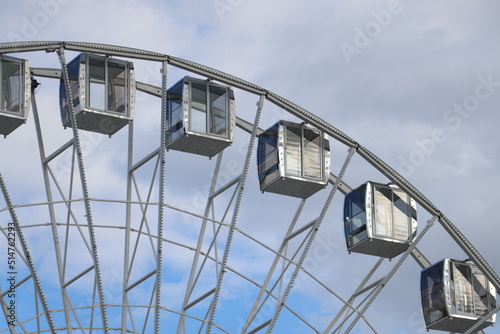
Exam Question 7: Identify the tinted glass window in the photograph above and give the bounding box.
[393,190,411,240]
[190,81,207,133]
[107,61,126,112]
[344,187,367,247]
[257,122,280,187]
[60,55,81,122]
[1,59,22,113]
[374,186,393,238]
[471,267,490,316]
[209,84,227,135]
[372,185,412,241]
[303,128,321,179]
[452,263,474,315]
[166,80,185,144]
[285,126,302,177]
[421,262,447,326]
[88,57,106,110]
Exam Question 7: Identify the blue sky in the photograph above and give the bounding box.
[0,0,499,333]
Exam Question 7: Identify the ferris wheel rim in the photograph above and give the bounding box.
[0,40,498,334]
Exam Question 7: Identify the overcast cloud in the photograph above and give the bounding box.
[0,1,499,333]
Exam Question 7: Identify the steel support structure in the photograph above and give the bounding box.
[31,73,75,332]
[0,41,497,333]
[176,152,225,333]
[343,215,438,333]
[57,47,110,333]
[119,59,167,333]
[205,94,265,333]
[0,173,56,333]
[239,199,307,333]
[263,146,356,333]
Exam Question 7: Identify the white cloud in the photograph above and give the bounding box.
[1,1,499,333]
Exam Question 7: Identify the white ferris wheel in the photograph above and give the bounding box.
[0,41,498,334]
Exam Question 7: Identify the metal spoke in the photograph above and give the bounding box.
[57,46,109,333]
[0,41,497,334]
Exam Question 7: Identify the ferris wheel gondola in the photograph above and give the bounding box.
[421,258,497,332]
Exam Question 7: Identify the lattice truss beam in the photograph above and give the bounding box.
[0,41,497,334]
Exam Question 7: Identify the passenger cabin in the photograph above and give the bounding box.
[421,258,496,332]
[257,121,330,199]
[59,53,135,135]
[0,55,30,137]
[166,76,235,157]
[343,182,417,258]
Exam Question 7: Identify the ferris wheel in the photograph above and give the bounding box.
[0,41,498,334]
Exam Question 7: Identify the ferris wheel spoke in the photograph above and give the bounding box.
[0,41,497,333]
[0,174,56,333]
[205,95,265,333]
[57,46,110,333]
[262,146,355,333]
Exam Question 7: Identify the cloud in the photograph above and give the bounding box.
[1,1,499,333]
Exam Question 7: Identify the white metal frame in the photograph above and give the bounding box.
[0,41,497,334]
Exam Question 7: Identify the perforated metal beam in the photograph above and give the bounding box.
[265,147,356,333]
[0,173,56,333]
[206,95,265,333]
[57,46,110,333]
[30,76,74,331]
[344,216,438,333]
[1,41,498,333]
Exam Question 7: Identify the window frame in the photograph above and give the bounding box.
[421,261,448,326]
[0,56,25,116]
[85,55,130,115]
[344,186,368,248]
[187,77,230,138]
[283,123,325,182]
[166,79,186,145]
[371,184,412,241]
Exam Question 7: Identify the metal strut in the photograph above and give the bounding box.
[18,44,500,297]
[0,173,57,333]
[240,200,307,333]
[265,146,356,333]
[31,74,74,331]
[57,47,109,333]
[154,59,169,334]
[176,152,225,334]
[464,305,500,334]
[1,41,497,333]
[343,215,438,333]
[205,95,265,333]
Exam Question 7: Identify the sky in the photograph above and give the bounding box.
[0,0,499,333]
